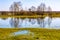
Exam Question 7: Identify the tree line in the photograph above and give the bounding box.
[9,1,52,15]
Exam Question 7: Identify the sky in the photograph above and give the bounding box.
[0,0,60,11]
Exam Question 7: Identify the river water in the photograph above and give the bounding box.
[0,17,60,29]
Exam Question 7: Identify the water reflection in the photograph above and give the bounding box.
[37,18,44,28]
[10,18,19,27]
[0,17,60,29]
[0,18,11,28]
[44,17,52,28]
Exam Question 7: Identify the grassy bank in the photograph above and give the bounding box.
[0,28,60,40]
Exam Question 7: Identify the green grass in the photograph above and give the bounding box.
[0,28,60,40]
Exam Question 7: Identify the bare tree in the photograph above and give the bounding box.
[37,3,46,11]
[47,6,52,27]
[37,6,40,11]
[9,2,22,11]
[9,1,22,28]
[37,3,52,28]
[30,6,36,11]
[37,3,46,28]
[28,6,36,24]
[47,6,52,11]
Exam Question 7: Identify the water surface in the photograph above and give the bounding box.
[0,17,60,29]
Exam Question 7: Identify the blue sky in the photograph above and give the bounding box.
[0,0,60,11]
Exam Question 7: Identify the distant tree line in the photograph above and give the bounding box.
[9,1,52,16]
[0,1,52,16]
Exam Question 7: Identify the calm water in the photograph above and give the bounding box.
[9,30,34,37]
[14,30,33,35]
[0,17,60,29]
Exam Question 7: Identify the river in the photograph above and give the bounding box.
[0,17,60,29]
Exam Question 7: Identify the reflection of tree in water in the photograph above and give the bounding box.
[30,19,36,24]
[1,18,8,20]
[10,17,52,28]
[37,18,44,28]
[48,17,51,27]
[14,18,19,27]
[29,19,31,22]
[10,18,19,28]
[19,19,23,27]
[45,17,52,27]
[37,17,52,28]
